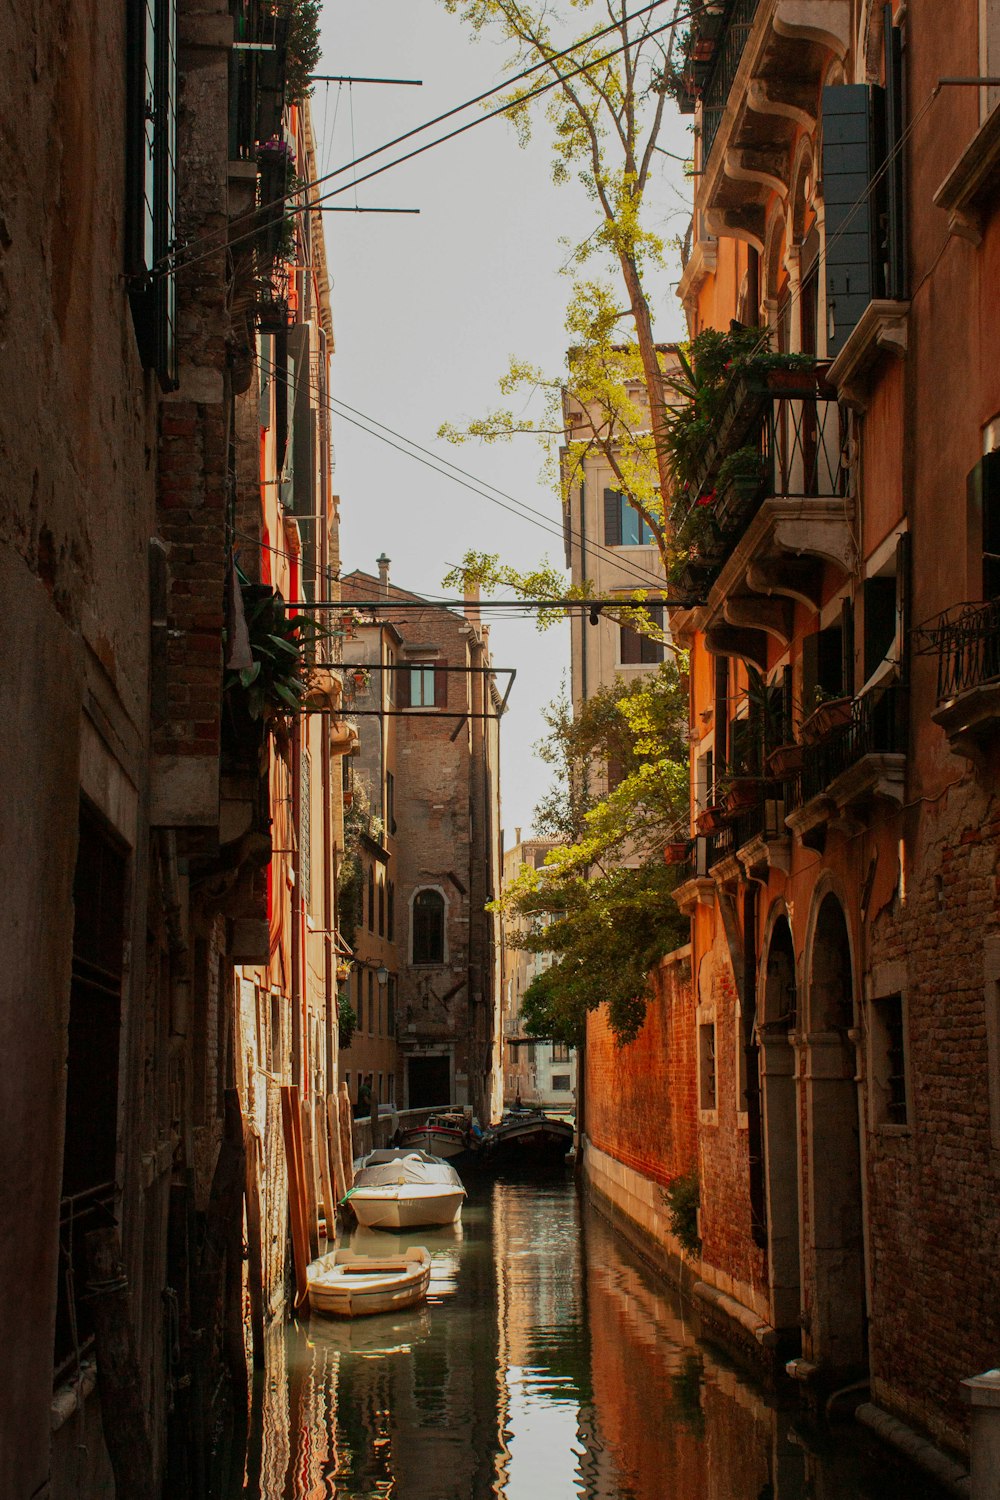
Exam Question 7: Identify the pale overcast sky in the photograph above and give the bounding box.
[315,1,691,840]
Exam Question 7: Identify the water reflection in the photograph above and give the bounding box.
[242,1178,948,1500]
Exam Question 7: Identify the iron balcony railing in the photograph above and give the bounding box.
[700,0,761,167]
[706,786,785,867]
[54,1181,117,1383]
[930,599,1000,702]
[787,683,904,811]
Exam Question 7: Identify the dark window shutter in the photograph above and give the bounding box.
[714,654,728,769]
[863,577,896,680]
[434,665,448,708]
[841,596,855,693]
[822,84,885,357]
[639,605,665,663]
[397,666,410,709]
[801,631,820,712]
[818,623,845,697]
[980,453,1000,599]
[604,488,622,546]
[883,11,906,299]
[259,334,274,428]
[781,665,794,743]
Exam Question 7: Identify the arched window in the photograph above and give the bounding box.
[412,888,445,965]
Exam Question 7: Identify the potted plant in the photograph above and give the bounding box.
[224,572,330,732]
[351,665,371,691]
[799,688,854,744]
[664,839,692,865]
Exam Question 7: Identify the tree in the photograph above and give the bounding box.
[498,662,690,1044]
[438,0,691,634]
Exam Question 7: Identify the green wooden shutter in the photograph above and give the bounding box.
[604,489,622,546]
[822,84,885,358]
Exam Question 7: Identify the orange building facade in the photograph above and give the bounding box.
[660,0,1000,1472]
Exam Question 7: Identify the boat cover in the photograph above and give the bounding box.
[352,1149,463,1190]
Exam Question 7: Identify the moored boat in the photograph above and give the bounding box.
[307,1246,432,1318]
[345,1149,467,1231]
[396,1110,485,1168]
[483,1109,574,1170]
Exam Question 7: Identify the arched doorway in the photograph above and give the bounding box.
[759,914,802,1341]
[805,893,867,1375]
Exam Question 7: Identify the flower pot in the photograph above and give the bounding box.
[696,805,728,835]
[799,697,853,744]
[724,778,762,814]
[765,743,804,778]
[664,840,692,866]
[764,366,820,397]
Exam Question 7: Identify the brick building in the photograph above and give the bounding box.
[0,5,348,1491]
[659,0,1000,1476]
[340,562,506,1124]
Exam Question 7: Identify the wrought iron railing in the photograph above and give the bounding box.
[928,599,1000,702]
[705,787,786,867]
[700,0,761,166]
[787,683,904,810]
[54,1182,117,1383]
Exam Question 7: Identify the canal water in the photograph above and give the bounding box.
[242,1174,949,1500]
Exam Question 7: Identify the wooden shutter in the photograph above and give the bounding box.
[863,577,895,681]
[979,452,1000,599]
[841,596,855,694]
[714,655,728,770]
[801,631,820,712]
[396,666,410,709]
[604,488,622,546]
[434,665,448,708]
[619,624,641,664]
[822,84,884,357]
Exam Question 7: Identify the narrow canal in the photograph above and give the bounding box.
[241,1176,949,1499]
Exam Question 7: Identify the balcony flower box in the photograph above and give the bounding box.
[799,696,853,744]
[723,777,765,815]
[696,805,728,835]
[664,840,692,866]
[765,743,805,778]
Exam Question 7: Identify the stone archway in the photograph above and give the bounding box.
[759,912,802,1341]
[804,892,867,1376]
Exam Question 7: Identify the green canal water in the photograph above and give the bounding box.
[240,1175,950,1499]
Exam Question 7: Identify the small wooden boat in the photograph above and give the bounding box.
[307,1246,432,1318]
[345,1149,467,1230]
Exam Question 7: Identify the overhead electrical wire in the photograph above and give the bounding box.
[159,0,701,276]
[256,351,671,596]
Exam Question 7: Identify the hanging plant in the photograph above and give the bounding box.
[224,571,329,726]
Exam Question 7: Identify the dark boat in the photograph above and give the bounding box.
[395,1111,485,1172]
[482,1108,574,1171]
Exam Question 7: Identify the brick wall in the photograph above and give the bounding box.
[586,951,696,1188]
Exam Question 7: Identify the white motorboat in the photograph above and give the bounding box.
[345,1149,467,1231]
[307,1246,432,1318]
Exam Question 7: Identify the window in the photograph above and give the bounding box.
[552,1043,570,1063]
[270,993,281,1074]
[619,606,665,665]
[386,648,395,704]
[870,993,908,1126]
[552,1075,571,1092]
[398,664,447,709]
[801,618,848,710]
[367,865,375,933]
[412,888,445,964]
[367,970,374,1035]
[387,975,397,1035]
[355,968,364,1033]
[387,881,395,941]
[388,1072,395,1105]
[973,450,1000,599]
[126,0,178,388]
[386,770,396,834]
[377,1073,384,1105]
[56,804,126,1378]
[699,1021,717,1112]
[378,873,385,937]
[604,488,655,546]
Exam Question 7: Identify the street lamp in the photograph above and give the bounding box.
[376,964,389,987]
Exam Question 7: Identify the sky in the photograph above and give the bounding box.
[313,1,692,841]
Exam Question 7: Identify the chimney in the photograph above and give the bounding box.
[464,577,481,630]
[515,826,521,846]
[376,553,391,598]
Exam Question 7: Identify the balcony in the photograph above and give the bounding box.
[670,368,851,664]
[785,682,905,844]
[928,599,1000,762]
[684,0,851,247]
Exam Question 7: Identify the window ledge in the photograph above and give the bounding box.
[933,102,1000,244]
[826,299,909,410]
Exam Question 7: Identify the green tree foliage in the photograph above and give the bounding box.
[437,0,692,634]
[500,662,690,1044]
